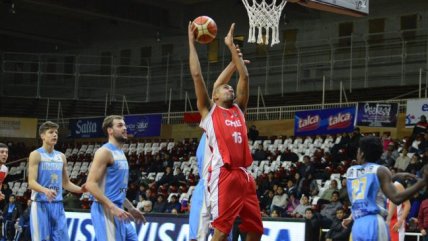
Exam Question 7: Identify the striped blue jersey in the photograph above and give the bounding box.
[31,147,64,202]
[346,163,388,219]
[99,143,129,207]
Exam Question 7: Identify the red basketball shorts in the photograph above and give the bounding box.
[207,166,263,235]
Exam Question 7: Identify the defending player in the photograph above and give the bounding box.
[386,180,410,241]
[343,136,428,241]
[28,121,83,241]
[0,143,9,201]
[189,22,263,241]
[85,115,146,241]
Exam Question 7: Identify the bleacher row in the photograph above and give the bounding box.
[8,135,346,205]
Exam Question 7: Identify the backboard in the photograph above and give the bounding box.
[297,0,369,17]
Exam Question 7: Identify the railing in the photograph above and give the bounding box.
[1,28,427,103]
[38,99,407,126]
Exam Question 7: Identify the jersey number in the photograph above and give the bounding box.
[232,132,242,144]
[352,177,367,200]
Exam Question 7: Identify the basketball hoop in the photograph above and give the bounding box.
[242,0,287,46]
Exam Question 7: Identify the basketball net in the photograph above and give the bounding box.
[242,0,287,46]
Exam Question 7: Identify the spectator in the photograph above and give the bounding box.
[137,200,153,214]
[270,209,280,218]
[259,172,279,195]
[271,186,288,213]
[150,166,174,188]
[348,127,363,159]
[304,208,320,241]
[280,149,299,163]
[318,180,339,205]
[412,115,428,140]
[379,142,398,167]
[285,179,297,197]
[152,195,167,213]
[325,208,351,241]
[252,144,267,161]
[418,198,428,241]
[291,195,312,218]
[63,192,81,210]
[298,156,315,178]
[136,184,147,202]
[13,200,31,241]
[285,193,300,217]
[320,191,343,226]
[247,125,259,141]
[294,173,304,197]
[394,148,411,172]
[338,178,349,204]
[419,132,428,154]
[165,195,181,213]
[260,190,274,212]
[406,154,422,175]
[2,195,21,241]
[173,168,187,186]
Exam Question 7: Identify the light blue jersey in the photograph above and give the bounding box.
[91,142,136,241]
[31,147,63,202]
[346,163,389,241]
[30,147,68,241]
[189,133,210,240]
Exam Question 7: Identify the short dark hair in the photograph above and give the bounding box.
[0,143,8,149]
[332,191,340,196]
[336,207,345,212]
[305,208,313,213]
[102,115,124,135]
[359,136,383,163]
[39,121,59,135]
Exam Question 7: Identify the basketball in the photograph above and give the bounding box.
[192,16,217,44]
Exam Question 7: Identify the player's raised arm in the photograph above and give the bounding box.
[188,21,211,119]
[85,148,132,220]
[61,154,82,194]
[28,151,56,201]
[225,23,249,112]
[378,165,426,205]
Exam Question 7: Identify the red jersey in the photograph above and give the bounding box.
[200,104,253,169]
[0,165,8,185]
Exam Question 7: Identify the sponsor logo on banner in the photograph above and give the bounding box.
[297,115,320,132]
[328,112,352,129]
[65,212,305,241]
[357,102,398,127]
[125,114,162,137]
[294,107,356,136]
[69,117,104,138]
[406,99,428,128]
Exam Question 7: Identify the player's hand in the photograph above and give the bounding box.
[392,172,417,180]
[188,21,196,43]
[341,217,352,229]
[110,205,133,221]
[421,229,427,236]
[392,220,402,232]
[44,188,57,202]
[235,44,251,65]
[129,207,147,224]
[81,183,88,193]
[224,23,236,48]
[0,192,5,201]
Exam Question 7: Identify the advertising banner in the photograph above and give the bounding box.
[0,117,37,138]
[356,102,398,127]
[65,212,305,241]
[69,117,104,138]
[406,99,428,128]
[125,114,162,137]
[294,107,356,136]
